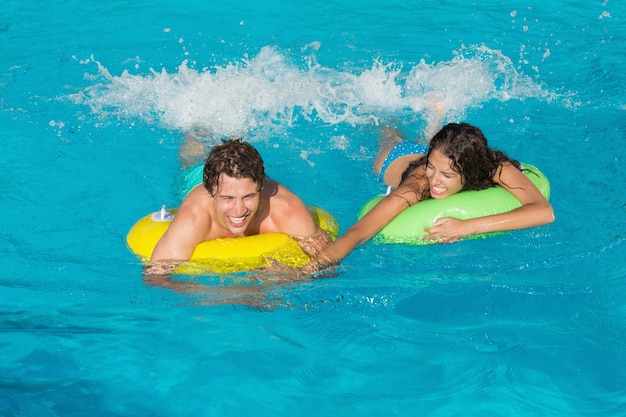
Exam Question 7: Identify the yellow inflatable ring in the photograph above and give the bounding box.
[127,206,339,274]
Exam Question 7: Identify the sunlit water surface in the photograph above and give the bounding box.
[1,1,625,416]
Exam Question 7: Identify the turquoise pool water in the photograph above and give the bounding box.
[2,1,625,416]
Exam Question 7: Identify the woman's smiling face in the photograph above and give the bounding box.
[425,149,464,199]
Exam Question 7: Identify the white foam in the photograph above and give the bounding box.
[71,45,552,139]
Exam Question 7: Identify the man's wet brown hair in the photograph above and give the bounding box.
[203,139,266,196]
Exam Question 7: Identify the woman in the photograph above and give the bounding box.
[304,122,555,273]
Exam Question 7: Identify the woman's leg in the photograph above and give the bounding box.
[373,126,405,176]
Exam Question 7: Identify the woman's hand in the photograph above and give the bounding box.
[422,217,467,244]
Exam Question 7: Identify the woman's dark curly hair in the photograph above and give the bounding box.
[203,139,265,196]
[401,123,520,199]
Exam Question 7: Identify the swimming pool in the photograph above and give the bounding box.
[1,0,625,415]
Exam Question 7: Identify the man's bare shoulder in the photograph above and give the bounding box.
[264,179,308,212]
[173,185,214,225]
[261,179,318,236]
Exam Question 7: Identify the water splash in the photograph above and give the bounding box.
[71,45,553,139]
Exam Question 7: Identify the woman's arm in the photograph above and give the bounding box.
[303,183,421,273]
[423,163,555,242]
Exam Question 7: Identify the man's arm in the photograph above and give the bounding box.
[292,228,331,258]
[142,264,279,307]
[144,187,212,286]
[151,188,210,262]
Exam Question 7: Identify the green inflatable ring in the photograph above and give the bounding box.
[357,164,551,244]
[173,163,205,201]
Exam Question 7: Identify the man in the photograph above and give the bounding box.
[144,139,330,278]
